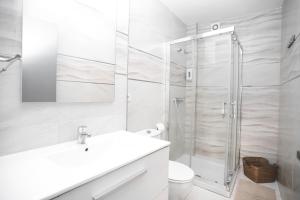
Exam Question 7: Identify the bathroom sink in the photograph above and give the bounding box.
[46,132,147,168]
[47,137,118,167]
[48,146,106,167]
[0,131,170,200]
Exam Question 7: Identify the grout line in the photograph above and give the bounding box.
[128,78,164,85]
[58,54,116,66]
[125,0,131,131]
[116,30,128,37]
[169,84,186,88]
[241,85,281,88]
[128,77,164,85]
[280,74,300,85]
[170,61,186,68]
[56,80,115,85]
[128,46,164,60]
[115,72,127,76]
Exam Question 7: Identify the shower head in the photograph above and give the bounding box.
[177,48,183,52]
[176,48,189,54]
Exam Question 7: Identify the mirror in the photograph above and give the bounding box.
[22,0,116,102]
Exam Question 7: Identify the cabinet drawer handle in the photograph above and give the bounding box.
[92,168,147,200]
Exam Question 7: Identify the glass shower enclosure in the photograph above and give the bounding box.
[166,27,243,197]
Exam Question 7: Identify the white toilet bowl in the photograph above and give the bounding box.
[135,128,194,200]
[168,161,194,200]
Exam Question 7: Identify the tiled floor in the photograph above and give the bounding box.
[186,171,282,200]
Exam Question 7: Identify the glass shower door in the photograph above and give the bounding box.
[226,35,242,186]
[192,33,233,186]
[168,28,243,197]
[225,36,242,187]
[168,40,194,167]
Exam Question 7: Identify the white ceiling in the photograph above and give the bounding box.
[160,0,283,25]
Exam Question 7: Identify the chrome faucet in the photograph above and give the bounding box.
[77,125,91,144]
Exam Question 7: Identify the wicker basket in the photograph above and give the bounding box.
[243,157,278,183]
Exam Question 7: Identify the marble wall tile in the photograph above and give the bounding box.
[194,87,228,159]
[127,80,164,132]
[0,0,22,56]
[186,24,197,35]
[241,86,279,163]
[116,0,129,34]
[0,56,127,155]
[197,34,231,66]
[278,2,300,200]
[57,55,115,84]
[196,9,282,86]
[168,85,186,160]
[278,78,300,200]
[280,37,300,83]
[129,0,186,58]
[280,0,300,83]
[170,62,186,87]
[170,41,189,66]
[56,81,114,103]
[196,35,231,87]
[0,62,21,114]
[243,61,280,86]
[278,82,297,193]
[56,54,115,102]
[197,63,230,87]
[128,48,164,83]
[0,121,60,155]
[116,32,128,75]
[294,149,300,200]
[183,86,196,154]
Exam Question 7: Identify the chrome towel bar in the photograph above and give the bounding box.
[0,54,21,73]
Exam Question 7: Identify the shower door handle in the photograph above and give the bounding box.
[222,102,227,118]
[231,101,237,119]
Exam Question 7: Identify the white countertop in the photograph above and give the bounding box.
[0,131,170,200]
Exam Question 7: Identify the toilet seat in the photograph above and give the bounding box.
[168,161,194,183]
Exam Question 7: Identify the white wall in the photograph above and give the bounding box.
[278,0,300,199]
[127,0,186,131]
[0,0,127,156]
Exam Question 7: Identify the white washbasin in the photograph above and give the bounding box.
[46,131,151,168]
[47,134,120,167]
[48,145,107,167]
[0,131,170,200]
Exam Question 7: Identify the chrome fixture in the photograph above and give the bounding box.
[222,102,227,118]
[176,48,185,53]
[287,33,300,49]
[172,97,185,105]
[176,48,188,54]
[77,125,91,144]
[211,22,221,31]
[170,26,236,45]
[0,54,21,74]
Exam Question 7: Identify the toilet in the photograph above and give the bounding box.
[135,128,194,200]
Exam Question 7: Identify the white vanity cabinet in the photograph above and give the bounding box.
[52,147,169,200]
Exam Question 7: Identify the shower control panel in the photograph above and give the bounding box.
[186,68,193,81]
[297,151,300,161]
